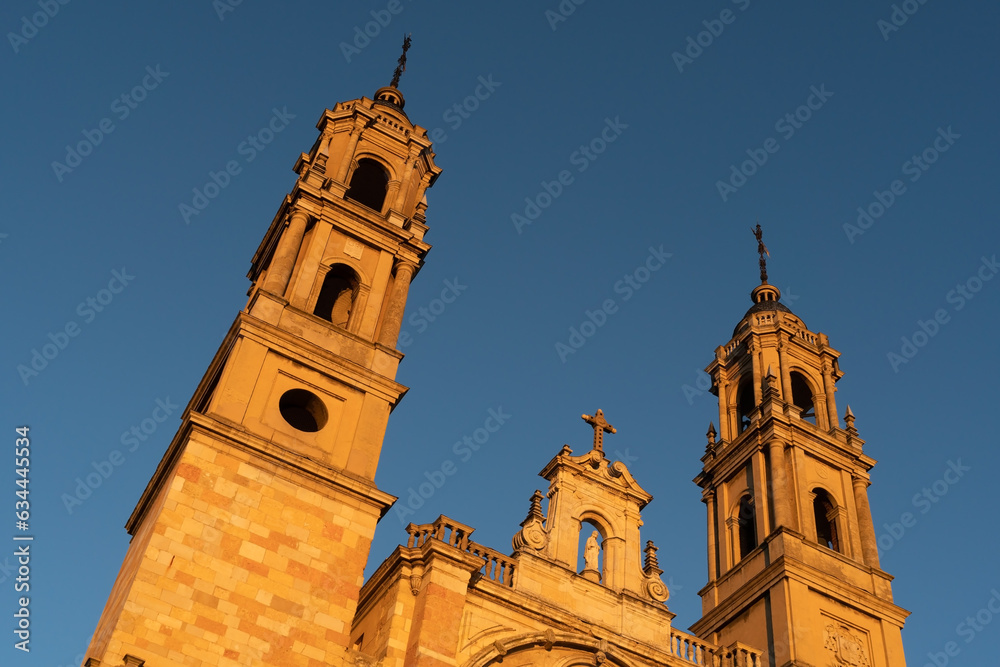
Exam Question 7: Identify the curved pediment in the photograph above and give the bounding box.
[539,444,653,509]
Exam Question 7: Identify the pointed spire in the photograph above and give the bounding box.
[706,422,717,445]
[643,540,662,576]
[512,489,548,552]
[762,364,780,399]
[389,34,412,89]
[522,490,545,525]
[845,405,857,433]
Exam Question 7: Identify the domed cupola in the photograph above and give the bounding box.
[708,222,842,444]
[733,224,802,336]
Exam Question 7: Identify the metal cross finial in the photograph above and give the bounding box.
[389,34,412,89]
[752,221,769,284]
[582,409,616,453]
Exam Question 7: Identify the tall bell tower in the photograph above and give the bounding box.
[690,227,909,667]
[84,42,442,667]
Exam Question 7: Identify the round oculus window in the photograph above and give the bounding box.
[279,388,328,432]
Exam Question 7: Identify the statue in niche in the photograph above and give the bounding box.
[584,531,601,572]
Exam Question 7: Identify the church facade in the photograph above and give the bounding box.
[82,66,909,667]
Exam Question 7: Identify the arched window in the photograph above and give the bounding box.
[314,265,360,328]
[813,489,839,552]
[790,371,816,425]
[737,495,757,559]
[345,158,389,212]
[737,374,755,433]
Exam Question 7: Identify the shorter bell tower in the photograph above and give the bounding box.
[691,226,909,667]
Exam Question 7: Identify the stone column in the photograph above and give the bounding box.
[263,209,309,297]
[705,490,718,581]
[336,120,366,183]
[378,262,417,347]
[717,484,731,573]
[768,440,792,531]
[750,341,762,405]
[777,335,792,404]
[310,134,331,176]
[752,451,769,538]
[814,392,829,430]
[823,359,839,429]
[726,516,740,566]
[393,152,416,212]
[715,365,732,442]
[853,476,881,568]
[603,535,624,591]
[793,447,814,540]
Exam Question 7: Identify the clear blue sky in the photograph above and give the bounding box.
[3,1,999,665]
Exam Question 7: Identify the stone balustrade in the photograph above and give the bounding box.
[467,542,516,586]
[669,629,762,667]
[406,515,473,551]
[405,515,515,587]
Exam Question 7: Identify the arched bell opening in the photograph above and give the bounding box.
[314,264,361,329]
[812,488,841,552]
[736,374,756,433]
[733,494,757,562]
[790,371,816,425]
[346,158,389,212]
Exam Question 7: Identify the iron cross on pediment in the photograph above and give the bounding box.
[582,409,616,453]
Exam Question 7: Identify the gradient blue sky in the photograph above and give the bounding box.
[3,1,999,665]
